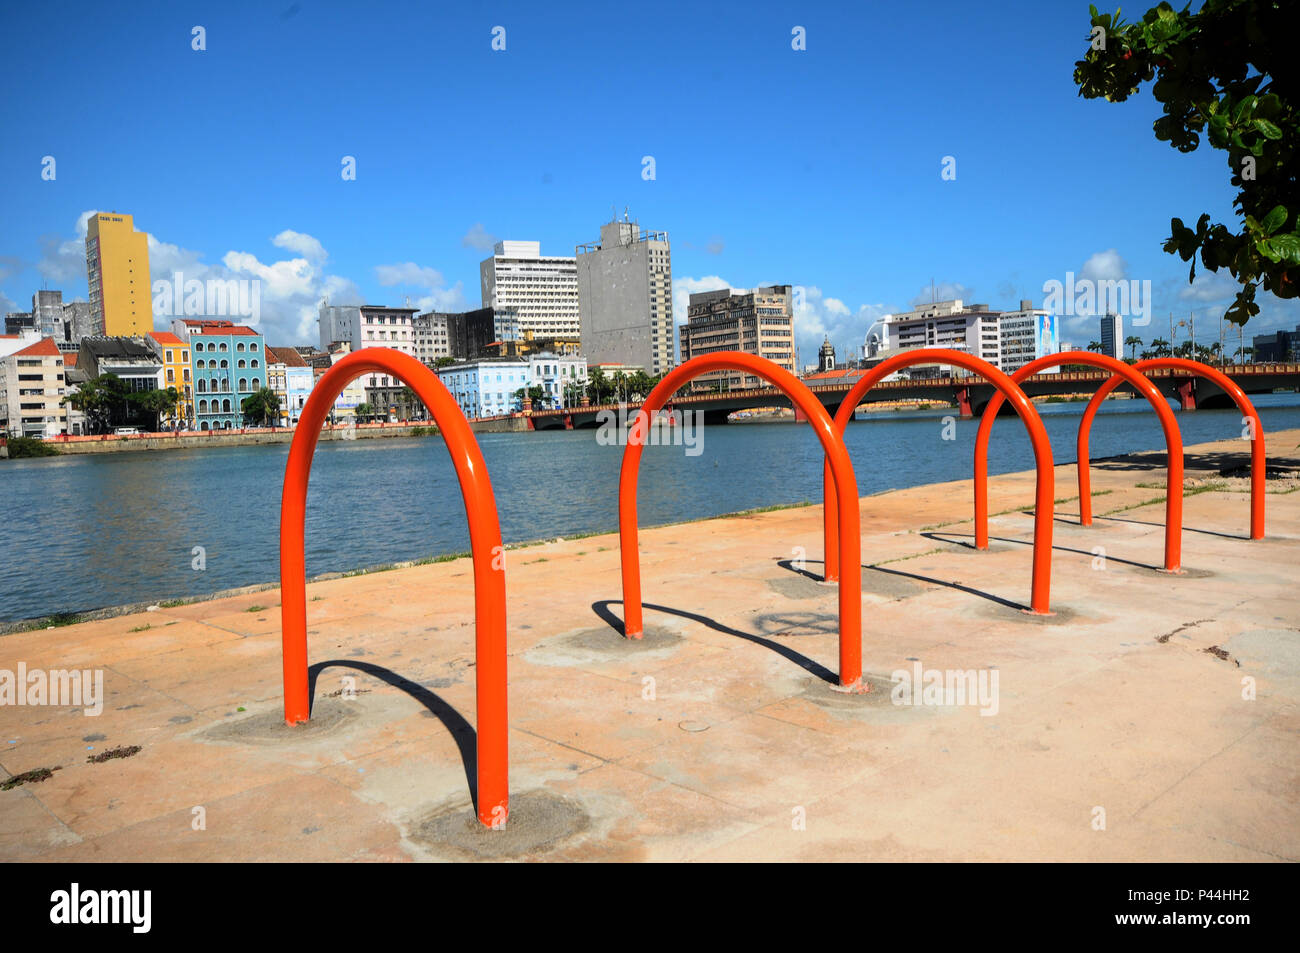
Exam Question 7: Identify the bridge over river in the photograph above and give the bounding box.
[525,362,1300,429]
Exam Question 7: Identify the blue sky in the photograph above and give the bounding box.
[1,0,1294,360]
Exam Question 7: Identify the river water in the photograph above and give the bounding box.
[2,395,1298,622]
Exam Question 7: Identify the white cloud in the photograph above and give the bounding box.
[374,261,470,314]
[375,262,446,288]
[145,223,363,344]
[272,230,327,264]
[461,223,498,251]
[36,210,99,286]
[1079,248,1127,283]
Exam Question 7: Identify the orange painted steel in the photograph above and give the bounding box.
[619,352,865,688]
[973,352,1184,572]
[279,348,509,829]
[1077,358,1264,540]
[822,349,1056,614]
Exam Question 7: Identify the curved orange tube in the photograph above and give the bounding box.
[822,349,1055,614]
[619,352,865,688]
[279,348,509,829]
[973,352,1184,572]
[1077,358,1264,539]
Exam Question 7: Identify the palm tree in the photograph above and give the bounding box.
[1086,341,1103,353]
[1235,346,1254,364]
[1125,335,1143,360]
[1149,337,1171,358]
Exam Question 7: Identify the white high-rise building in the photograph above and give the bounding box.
[480,241,580,341]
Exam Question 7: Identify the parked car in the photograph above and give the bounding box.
[113,427,141,436]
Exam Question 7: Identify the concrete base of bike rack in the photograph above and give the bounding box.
[767,568,933,602]
[199,698,359,745]
[522,624,684,668]
[1124,565,1215,579]
[408,790,590,860]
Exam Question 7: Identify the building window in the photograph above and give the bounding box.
[223,399,232,412]
[239,378,248,391]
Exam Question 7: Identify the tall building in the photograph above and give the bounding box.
[998,300,1058,373]
[1099,312,1122,359]
[85,213,151,337]
[480,241,579,341]
[576,215,673,376]
[679,286,795,390]
[0,337,68,438]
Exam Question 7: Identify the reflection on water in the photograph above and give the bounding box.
[2,394,1297,621]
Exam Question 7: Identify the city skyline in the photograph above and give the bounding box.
[2,1,1296,362]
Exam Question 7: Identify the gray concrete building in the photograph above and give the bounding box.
[576,215,673,376]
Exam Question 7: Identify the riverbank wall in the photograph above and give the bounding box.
[0,415,530,458]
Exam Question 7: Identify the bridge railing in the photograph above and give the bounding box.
[279,347,510,829]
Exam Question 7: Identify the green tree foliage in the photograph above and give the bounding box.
[1074,1,1297,324]
[240,387,281,427]
[61,373,131,434]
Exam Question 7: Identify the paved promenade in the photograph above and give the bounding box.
[2,430,1297,861]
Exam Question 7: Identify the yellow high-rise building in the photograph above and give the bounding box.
[85,213,151,337]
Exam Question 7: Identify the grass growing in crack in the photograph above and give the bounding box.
[870,547,946,567]
[921,491,1113,530]
[129,624,152,633]
[1,767,59,790]
[87,745,141,764]
[1103,481,1230,516]
[245,604,266,613]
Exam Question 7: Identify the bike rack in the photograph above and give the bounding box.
[619,352,866,689]
[822,348,1056,614]
[278,348,510,829]
[1078,358,1264,540]
[974,351,1185,573]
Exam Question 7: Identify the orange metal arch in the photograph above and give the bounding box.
[822,349,1056,614]
[973,351,1184,572]
[619,352,866,688]
[1078,358,1264,539]
[279,348,509,829]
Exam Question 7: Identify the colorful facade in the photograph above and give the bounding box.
[173,319,267,430]
[146,330,193,427]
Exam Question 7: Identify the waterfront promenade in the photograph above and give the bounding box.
[1,430,1297,861]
